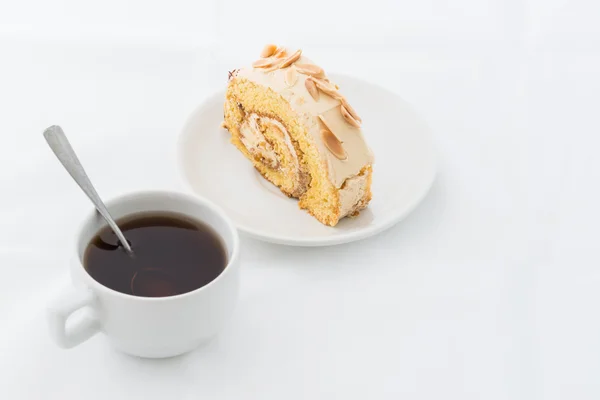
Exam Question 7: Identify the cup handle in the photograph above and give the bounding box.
[47,286,100,348]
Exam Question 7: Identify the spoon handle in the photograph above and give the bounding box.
[43,125,133,254]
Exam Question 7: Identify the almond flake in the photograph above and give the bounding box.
[263,59,284,72]
[260,44,278,58]
[313,78,340,98]
[318,115,332,131]
[294,63,324,78]
[321,128,347,160]
[280,49,302,68]
[285,67,298,87]
[341,99,362,123]
[273,47,288,58]
[253,58,276,68]
[305,77,320,101]
[340,105,361,128]
[313,78,336,92]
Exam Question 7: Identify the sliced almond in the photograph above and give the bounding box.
[305,77,320,101]
[294,63,324,78]
[253,58,276,68]
[341,98,362,123]
[260,44,278,58]
[321,128,347,160]
[285,67,298,87]
[263,59,284,72]
[279,49,302,68]
[273,47,288,58]
[313,78,340,99]
[340,105,361,128]
[318,114,332,131]
[313,77,336,91]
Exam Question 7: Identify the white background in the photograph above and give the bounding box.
[0,0,598,399]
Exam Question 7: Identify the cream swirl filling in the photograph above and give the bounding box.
[239,114,278,169]
[239,113,300,174]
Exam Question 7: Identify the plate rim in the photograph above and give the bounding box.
[176,72,437,246]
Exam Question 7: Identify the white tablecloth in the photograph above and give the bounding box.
[0,0,599,398]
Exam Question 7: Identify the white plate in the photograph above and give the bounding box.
[177,73,437,246]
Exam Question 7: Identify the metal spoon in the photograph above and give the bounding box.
[43,125,134,256]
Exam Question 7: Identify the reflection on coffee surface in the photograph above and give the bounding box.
[84,212,227,297]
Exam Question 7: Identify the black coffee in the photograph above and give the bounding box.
[83,212,227,298]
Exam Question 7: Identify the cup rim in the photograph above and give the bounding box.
[73,189,240,302]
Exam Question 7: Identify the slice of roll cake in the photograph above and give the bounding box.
[222,45,374,226]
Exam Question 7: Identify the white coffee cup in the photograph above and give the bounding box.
[47,191,240,358]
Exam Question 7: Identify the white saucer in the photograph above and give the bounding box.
[177,73,437,246]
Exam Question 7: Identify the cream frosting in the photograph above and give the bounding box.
[338,173,368,217]
[235,53,374,189]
